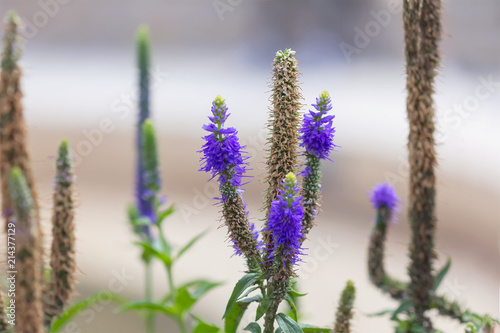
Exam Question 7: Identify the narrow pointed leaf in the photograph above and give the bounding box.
[52,293,127,332]
[256,294,272,321]
[284,295,298,321]
[176,230,208,260]
[276,313,303,333]
[223,273,259,318]
[433,258,451,291]
[244,322,262,333]
[225,301,250,333]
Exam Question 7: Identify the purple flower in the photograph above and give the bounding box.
[267,172,304,268]
[199,96,249,198]
[370,182,399,220]
[299,91,336,160]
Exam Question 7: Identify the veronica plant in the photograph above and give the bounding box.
[199,49,355,333]
[119,25,221,333]
[0,12,82,333]
[366,1,498,331]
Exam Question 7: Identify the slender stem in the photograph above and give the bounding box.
[145,260,155,333]
[166,259,188,333]
[177,316,188,333]
[263,298,280,333]
[166,263,175,297]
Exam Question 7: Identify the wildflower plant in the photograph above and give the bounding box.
[199,49,354,333]
[366,0,499,331]
[0,12,79,333]
[119,25,221,333]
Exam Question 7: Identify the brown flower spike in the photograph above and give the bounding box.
[46,140,76,325]
[403,0,440,328]
[8,167,44,333]
[262,49,302,269]
[0,11,39,231]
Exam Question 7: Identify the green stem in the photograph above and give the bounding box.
[166,259,188,333]
[166,263,175,297]
[145,260,155,333]
[263,298,280,333]
[177,316,188,333]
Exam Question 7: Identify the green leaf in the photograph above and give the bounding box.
[433,258,451,291]
[288,288,307,298]
[175,230,208,260]
[160,279,222,306]
[132,217,153,226]
[223,273,259,318]
[225,301,250,333]
[157,204,175,224]
[299,324,332,332]
[191,280,223,299]
[238,286,259,301]
[244,322,262,333]
[118,301,176,317]
[391,300,413,320]
[276,313,304,333]
[256,294,272,321]
[192,316,221,333]
[367,308,396,317]
[284,295,298,321]
[135,241,172,267]
[175,287,196,313]
[52,292,127,332]
[240,294,263,303]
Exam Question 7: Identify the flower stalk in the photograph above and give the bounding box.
[403,0,440,327]
[45,140,76,328]
[264,172,304,333]
[333,281,356,333]
[299,91,336,240]
[199,96,262,270]
[263,49,302,270]
[8,167,44,333]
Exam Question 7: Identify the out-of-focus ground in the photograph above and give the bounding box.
[0,0,499,332]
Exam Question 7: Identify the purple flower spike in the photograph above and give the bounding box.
[199,96,249,199]
[299,91,336,160]
[370,182,399,221]
[267,172,304,268]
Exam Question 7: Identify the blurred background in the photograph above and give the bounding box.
[0,0,499,331]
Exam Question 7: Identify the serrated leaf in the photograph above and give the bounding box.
[223,273,259,318]
[256,294,272,321]
[175,230,208,260]
[284,295,298,321]
[225,301,250,333]
[276,313,304,333]
[51,292,127,332]
[433,258,451,291]
[244,322,262,333]
[135,241,172,267]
